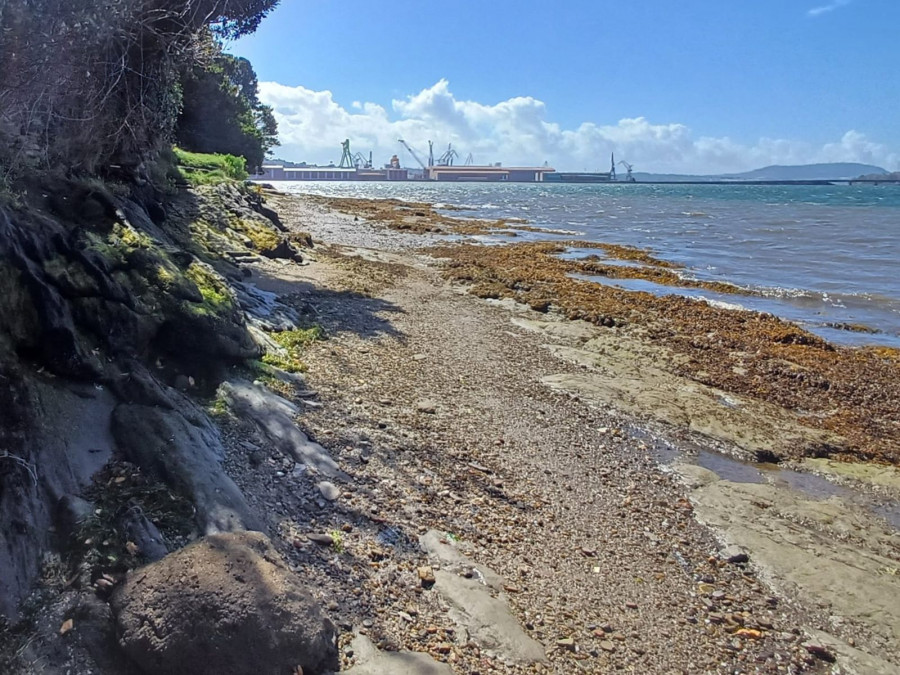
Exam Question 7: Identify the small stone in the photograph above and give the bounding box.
[416,400,437,414]
[60,618,74,636]
[625,602,638,609]
[721,545,749,564]
[803,642,836,662]
[735,628,763,640]
[417,566,436,586]
[557,637,576,652]
[599,640,615,652]
[317,481,340,501]
[308,533,334,545]
[398,611,413,623]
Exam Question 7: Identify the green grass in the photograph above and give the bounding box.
[173,147,247,185]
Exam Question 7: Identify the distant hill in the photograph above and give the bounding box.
[633,162,888,182]
[722,163,887,181]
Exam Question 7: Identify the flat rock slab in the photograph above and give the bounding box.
[419,530,545,665]
[516,317,845,460]
[112,531,338,675]
[676,463,900,671]
[111,403,260,534]
[344,634,452,675]
[419,530,503,590]
[219,379,346,479]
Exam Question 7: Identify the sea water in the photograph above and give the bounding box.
[275,181,900,348]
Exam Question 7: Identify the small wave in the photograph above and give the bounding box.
[526,227,584,235]
[696,297,747,312]
[681,211,710,217]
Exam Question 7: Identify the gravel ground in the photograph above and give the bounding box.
[220,192,831,674]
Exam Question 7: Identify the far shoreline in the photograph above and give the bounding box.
[266,186,900,467]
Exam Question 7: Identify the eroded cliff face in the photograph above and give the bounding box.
[0,178,299,620]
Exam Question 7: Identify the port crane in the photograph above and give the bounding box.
[398,139,428,170]
[464,153,474,166]
[339,139,354,168]
[352,151,373,169]
[437,143,459,166]
[617,159,635,182]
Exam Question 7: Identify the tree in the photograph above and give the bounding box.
[176,47,280,172]
[0,0,280,177]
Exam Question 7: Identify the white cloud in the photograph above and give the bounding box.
[808,0,853,17]
[258,79,898,174]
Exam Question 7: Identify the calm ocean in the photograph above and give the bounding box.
[276,181,900,348]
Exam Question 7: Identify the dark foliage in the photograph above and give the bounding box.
[177,43,279,172]
[0,0,279,180]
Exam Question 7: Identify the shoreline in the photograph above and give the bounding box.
[275,190,900,466]
[249,189,900,673]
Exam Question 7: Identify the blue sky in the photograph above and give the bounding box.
[231,0,899,172]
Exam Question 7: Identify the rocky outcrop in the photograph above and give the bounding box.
[0,376,116,618]
[0,178,296,620]
[111,531,338,675]
[111,403,262,534]
[219,379,346,479]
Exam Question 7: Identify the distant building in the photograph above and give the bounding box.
[258,165,357,181]
[256,163,556,183]
[427,166,555,182]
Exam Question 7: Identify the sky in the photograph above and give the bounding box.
[230,0,900,173]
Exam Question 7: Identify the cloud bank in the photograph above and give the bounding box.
[259,79,897,174]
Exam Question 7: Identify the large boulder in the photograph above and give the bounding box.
[111,531,338,675]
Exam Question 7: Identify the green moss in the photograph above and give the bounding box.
[260,352,304,373]
[112,222,153,250]
[184,262,234,315]
[209,396,229,417]
[231,217,281,252]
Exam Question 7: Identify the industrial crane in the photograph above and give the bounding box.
[339,139,354,168]
[617,159,635,182]
[437,143,459,166]
[398,139,428,170]
[464,153,474,166]
[352,151,373,169]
